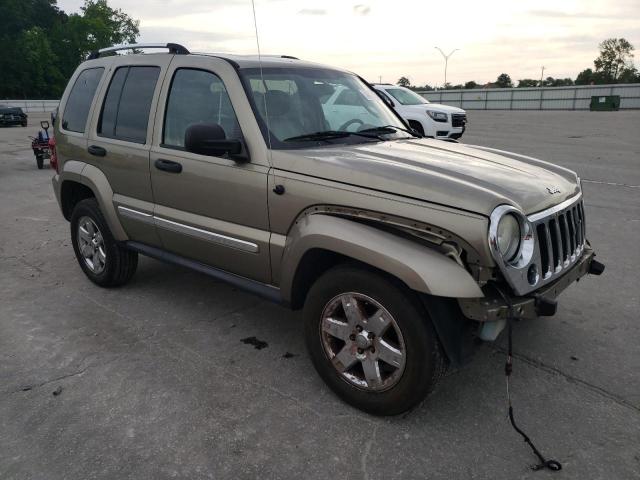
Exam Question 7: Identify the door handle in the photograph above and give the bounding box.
[154,158,182,173]
[88,145,106,157]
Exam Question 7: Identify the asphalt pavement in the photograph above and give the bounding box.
[1,111,639,479]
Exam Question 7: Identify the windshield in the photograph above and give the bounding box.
[239,67,409,149]
[384,88,429,106]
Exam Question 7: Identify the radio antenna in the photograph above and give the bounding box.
[251,0,273,160]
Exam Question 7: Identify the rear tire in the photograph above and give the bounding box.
[303,264,446,415]
[70,198,138,287]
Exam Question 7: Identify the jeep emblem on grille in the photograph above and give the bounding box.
[546,186,561,194]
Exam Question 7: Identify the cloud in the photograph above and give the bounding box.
[140,25,253,52]
[353,4,371,16]
[529,9,575,18]
[298,8,327,15]
[56,0,640,86]
[528,9,628,20]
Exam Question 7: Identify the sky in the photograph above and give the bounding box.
[56,0,640,87]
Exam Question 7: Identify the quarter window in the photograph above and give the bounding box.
[98,66,160,144]
[163,68,242,148]
[62,67,104,133]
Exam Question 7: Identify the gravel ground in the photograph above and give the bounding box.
[1,111,639,480]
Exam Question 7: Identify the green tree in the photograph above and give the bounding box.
[575,68,594,85]
[70,0,139,58]
[495,73,513,88]
[517,79,539,87]
[397,76,411,87]
[541,77,574,87]
[411,84,433,91]
[575,68,608,85]
[618,67,640,83]
[0,0,139,98]
[464,80,478,89]
[0,0,64,98]
[18,27,64,97]
[594,38,634,82]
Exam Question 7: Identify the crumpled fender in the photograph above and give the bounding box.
[58,161,127,241]
[279,214,484,301]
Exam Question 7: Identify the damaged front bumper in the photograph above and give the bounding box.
[458,246,603,337]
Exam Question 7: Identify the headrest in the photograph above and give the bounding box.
[264,90,292,116]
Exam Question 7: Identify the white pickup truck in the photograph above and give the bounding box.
[372,84,467,140]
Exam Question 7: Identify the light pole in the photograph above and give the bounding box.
[434,47,459,89]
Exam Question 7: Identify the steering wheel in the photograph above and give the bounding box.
[339,119,364,131]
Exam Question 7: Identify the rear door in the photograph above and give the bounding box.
[86,55,172,247]
[149,56,271,283]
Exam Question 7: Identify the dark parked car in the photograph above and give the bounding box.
[0,106,28,127]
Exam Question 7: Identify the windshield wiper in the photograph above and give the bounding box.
[359,125,423,138]
[283,130,384,142]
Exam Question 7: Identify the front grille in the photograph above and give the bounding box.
[530,197,586,281]
[451,113,466,128]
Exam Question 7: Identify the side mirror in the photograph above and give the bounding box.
[184,123,247,161]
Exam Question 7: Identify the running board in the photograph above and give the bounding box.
[125,241,284,305]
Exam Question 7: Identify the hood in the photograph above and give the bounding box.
[272,138,580,216]
[423,103,465,114]
[398,103,465,115]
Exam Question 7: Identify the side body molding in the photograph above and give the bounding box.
[58,161,128,241]
[279,214,484,302]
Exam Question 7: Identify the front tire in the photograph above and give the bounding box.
[70,198,138,287]
[36,155,43,169]
[408,120,425,137]
[303,264,446,415]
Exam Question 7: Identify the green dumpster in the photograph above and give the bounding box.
[590,95,620,111]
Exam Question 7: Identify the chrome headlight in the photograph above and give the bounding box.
[489,205,534,268]
[496,214,520,261]
[426,110,448,122]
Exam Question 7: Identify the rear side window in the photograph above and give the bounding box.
[163,68,242,148]
[62,67,104,133]
[98,66,160,144]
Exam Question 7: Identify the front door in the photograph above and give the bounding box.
[149,57,271,283]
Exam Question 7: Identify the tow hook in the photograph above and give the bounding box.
[534,295,557,317]
[588,259,605,276]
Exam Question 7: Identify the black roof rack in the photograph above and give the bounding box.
[87,43,189,60]
[280,55,299,60]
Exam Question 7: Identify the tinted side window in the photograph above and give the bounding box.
[98,67,127,139]
[98,66,160,144]
[163,68,242,148]
[62,67,104,133]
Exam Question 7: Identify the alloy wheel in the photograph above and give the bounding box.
[320,292,406,391]
[77,216,106,274]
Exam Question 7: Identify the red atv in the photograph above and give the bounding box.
[30,120,54,170]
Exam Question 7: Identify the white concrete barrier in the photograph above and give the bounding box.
[418,83,640,110]
[1,100,60,113]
